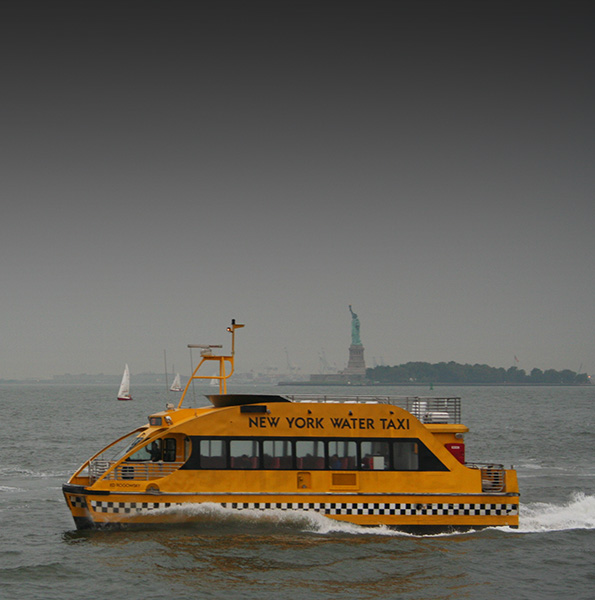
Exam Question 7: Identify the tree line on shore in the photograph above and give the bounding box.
[366,362,590,385]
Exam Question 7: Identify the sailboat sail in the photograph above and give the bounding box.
[170,372,183,392]
[117,364,132,400]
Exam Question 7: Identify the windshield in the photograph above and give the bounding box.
[103,430,148,462]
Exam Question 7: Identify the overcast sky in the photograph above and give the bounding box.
[1,1,593,380]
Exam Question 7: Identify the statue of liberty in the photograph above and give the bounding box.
[349,305,361,345]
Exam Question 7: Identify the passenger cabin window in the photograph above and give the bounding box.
[392,440,448,471]
[393,440,419,470]
[296,440,325,469]
[189,436,447,472]
[416,441,448,471]
[230,440,260,469]
[360,441,390,470]
[328,440,357,470]
[263,440,293,469]
[200,439,227,469]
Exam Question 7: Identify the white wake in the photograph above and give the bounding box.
[514,492,595,533]
[129,492,595,536]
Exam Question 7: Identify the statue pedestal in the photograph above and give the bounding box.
[342,344,366,381]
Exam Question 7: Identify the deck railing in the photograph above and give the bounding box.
[283,395,462,424]
[467,463,506,492]
[89,459,184,483]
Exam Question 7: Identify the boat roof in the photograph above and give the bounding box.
[208,394,291,408]
[207,394,462,425]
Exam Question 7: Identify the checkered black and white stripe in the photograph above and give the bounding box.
[68,495,87,509]
[90,499,518,517]
[91,501,179,514]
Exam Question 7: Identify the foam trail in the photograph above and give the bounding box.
[139,494,595,536]
[514,492,595,533]
[147,502,410,536]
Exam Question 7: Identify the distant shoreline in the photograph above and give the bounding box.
[278,381,592,387]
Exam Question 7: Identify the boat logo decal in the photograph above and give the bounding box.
[249,416,410,431]
[109,482,142,488]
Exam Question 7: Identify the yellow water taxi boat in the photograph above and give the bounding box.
[63,320,519,532]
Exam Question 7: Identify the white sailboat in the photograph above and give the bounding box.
[170,372,183,392]
[117,364,132,401]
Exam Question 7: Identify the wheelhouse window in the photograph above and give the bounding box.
[328,440,357,470]
[162,438,177,462]
[200,439,227,469]
[127,438,178,462]
[128,440,161,462]
[360,440,390,470]
[263,439,293,469]
[295,440,325,469]
[230,440,260,469]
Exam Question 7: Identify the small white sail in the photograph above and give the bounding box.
[170,372,183,392]
[117,364,132,400]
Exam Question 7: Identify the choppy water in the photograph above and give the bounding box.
[1,383,593,599]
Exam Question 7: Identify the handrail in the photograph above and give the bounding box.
[283,395,462,424]
[89,459,184,483]
[70,426,148,479]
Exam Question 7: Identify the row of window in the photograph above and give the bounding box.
[181,436,448,472]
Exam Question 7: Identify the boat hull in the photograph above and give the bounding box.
[63,485,519,532]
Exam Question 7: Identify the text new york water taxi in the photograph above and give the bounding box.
[63,320,519,532]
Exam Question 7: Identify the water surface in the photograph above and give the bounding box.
[1,383,593,599]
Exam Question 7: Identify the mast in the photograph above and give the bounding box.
[163,350,169,393]
[178,319,244,408]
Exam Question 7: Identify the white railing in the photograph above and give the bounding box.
[283,395,462,424]
[89,460,184,483]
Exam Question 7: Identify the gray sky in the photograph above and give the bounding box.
[1,1,593,380]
